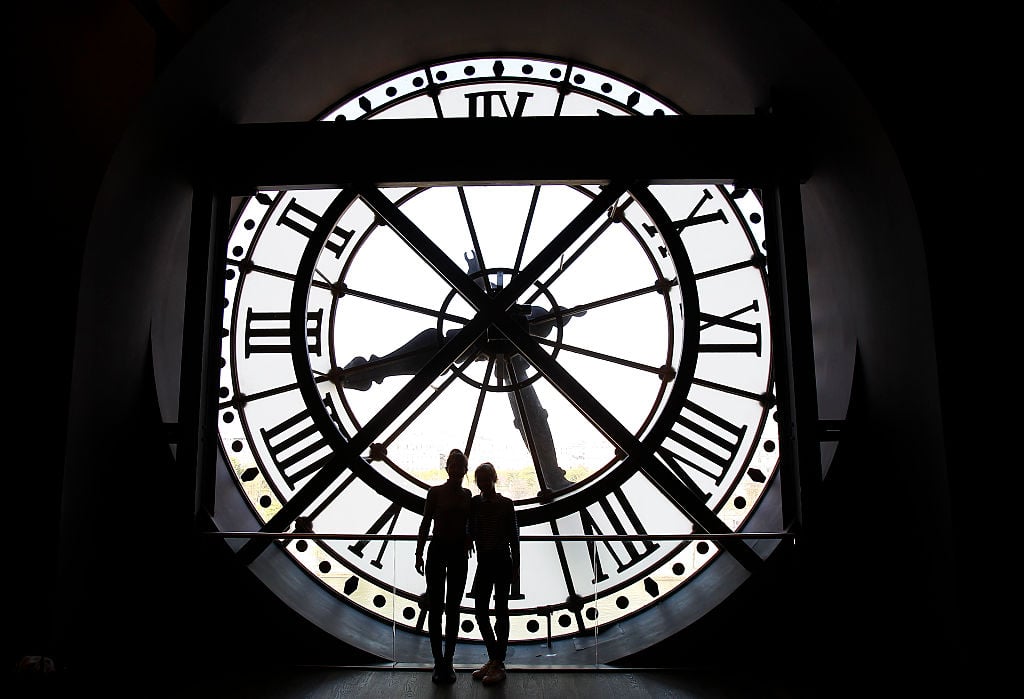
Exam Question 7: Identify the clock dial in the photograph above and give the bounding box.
[215,55,780,660]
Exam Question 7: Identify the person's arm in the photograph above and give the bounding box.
[466,493,478,557]
[507,498,520,573]
[415,488,436,575]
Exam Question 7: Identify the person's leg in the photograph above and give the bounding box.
[481,554,512,686]
[443,550,469,663]
[492,554,513,662]
[424,552,446,665]
[473,556,498,660]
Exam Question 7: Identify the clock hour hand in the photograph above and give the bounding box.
[338,252,488,390]
[341,328,461,390]
[525,304,586,339]
[340,253,582,389]
[340,304,584,393]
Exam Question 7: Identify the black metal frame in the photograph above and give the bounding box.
[179,111,817,545]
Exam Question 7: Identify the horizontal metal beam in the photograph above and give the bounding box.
[208,532,794,540]
[203,115,809,192]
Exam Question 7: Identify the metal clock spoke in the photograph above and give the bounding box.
[506,183,631,304]
[456,186,492,292]
[512,185,542,272]
[464,355,496,457]
[218,378,302,410]
[690,376,774,405]
[357,185,492,311]
[336,284,472,325]
[532,335,668,376]
[537,278,678,319]
[373,352,477,453]
[522,193,636,307]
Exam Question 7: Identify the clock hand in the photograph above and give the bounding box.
[340,301,583,391]
[341,253,584,390]
[340,252,580,495]
[341,328,463,390]
[501,352,574,495]
[466,249,587,337]
[339,252,485,391]
[524,304,586,339]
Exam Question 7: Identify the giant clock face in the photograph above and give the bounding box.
[215,55,781,662]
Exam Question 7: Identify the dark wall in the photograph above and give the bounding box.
[8,1,990,691]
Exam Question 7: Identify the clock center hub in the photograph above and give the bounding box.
[479,304,532,357]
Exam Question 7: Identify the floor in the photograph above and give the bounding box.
[11,663,820,699]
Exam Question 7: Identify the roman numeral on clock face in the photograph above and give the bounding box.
[276,196,355,259]
[579,488,660,584]
[259,394,341,488]
[656,399,746,497]
[465,89,534,117]
[643,187,727,241]
[347,501,403,570]
[698,301,763,355]
[244,308,324,357]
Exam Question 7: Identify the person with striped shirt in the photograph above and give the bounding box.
[468,461,520,686]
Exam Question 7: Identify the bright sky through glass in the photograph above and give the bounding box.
[317,183,680,500]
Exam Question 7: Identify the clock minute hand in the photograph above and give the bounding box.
[466,251,578,494]
[503,352,573,495]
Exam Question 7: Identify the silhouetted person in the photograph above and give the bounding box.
[469,461,520,686]
[415,448,472,684]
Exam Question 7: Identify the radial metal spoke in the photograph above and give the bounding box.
[339,285,472,324]
[533,336,665,375]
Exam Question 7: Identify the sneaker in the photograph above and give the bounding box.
[440,659,457,684]
[482,661,506,686]
[472,660,494,681]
